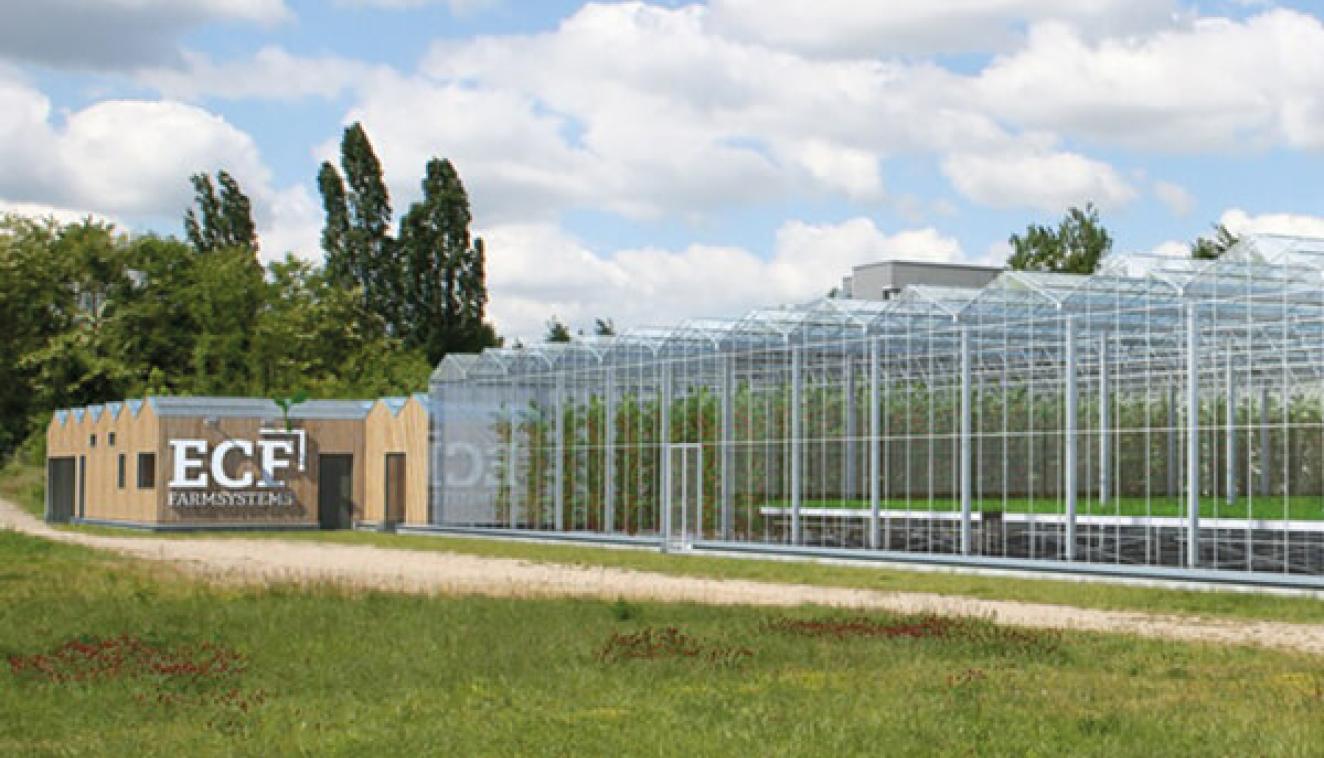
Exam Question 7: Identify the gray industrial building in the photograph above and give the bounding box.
[840,259,1002,300]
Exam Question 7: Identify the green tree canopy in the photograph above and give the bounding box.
[398,157,498,364]
[545,317,572,343]
[1007,204,1112,274]
[183,170,258,255]
[1190,224,1240,260]
[0,211,433,460]
[319,122,403,333]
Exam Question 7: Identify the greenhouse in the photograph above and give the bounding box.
[427,233,1324,583]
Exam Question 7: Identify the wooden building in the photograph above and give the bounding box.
[45,395,430,531]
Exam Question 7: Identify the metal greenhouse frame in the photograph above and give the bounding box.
[426,234,1324,585]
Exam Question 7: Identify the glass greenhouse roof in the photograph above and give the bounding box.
[431,233,1324,385]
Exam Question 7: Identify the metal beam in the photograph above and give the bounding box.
[1168,384,1179,498]
[1260,385,1271,498]
[660,366,672,541]
[1065,317,1078,561]
[604,373,616,533]
[553,375,565,532]
[1225,359,1236,506]
[1186,305,1200,568]
[720,356,734,540]
[844,352,857,503]
[508,400,519,529]
[959,327,972,556]
[790,347,803,545]
[869,338,881,550]
[1099,335,1110,506]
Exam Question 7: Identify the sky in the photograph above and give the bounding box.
[4,1,1324,341]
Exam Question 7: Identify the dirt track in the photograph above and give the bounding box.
[4,497,1324,656]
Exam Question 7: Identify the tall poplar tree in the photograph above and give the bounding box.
[317,162,351,283]
[317,123,402,332]
[397,157,495,363]
[184,170,258,255]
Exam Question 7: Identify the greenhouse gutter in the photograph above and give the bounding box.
[395,525,1324,592]
[693,539,1324,592]
[396,524,663,549]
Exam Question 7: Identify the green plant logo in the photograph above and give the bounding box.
[272,390,309,431]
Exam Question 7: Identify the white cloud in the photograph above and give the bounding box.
[135,2,1148,221]
[482,217,963,340]
[58,100,268,217]
[1219,208,1324,239]
[1150,240,1190,257]
[334,0,496,11]
[0,0,291,69]
[396,3,996,217]
[1154,180,1195,217]
[976,11,1324,152]
[708,0,1179,57]
[258,185,324,262]
[0,200,116,227]
[0,70,313,262]
[941,147,1136,212]
[139,47,390,101]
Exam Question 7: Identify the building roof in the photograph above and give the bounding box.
[147,396,375,420]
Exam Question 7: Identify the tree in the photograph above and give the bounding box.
[594,318,615,336]
[545,317,572,343]
[318,122,402,332]
[1190,224,1239,260]
[1007,204,1112,274]
[183,170,258,255]
[317,162,350,280]
[397,157,497,364]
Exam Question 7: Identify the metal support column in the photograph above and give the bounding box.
[508,401,519,529]
[1064,317,1078,561]
[844,353,857,502]
[1098,334,1110,506]
[604,374,616,533]
[660,367,673,540]
[1260,385,1271,497]
[1226,359,1236,505]
[868,338,881,550]
[553,375,565,532]
[959,327,973,556]
[1167,385,1179,497]
[1186,305,1200,568]
[790,347,803,545]
[720,357,734,540]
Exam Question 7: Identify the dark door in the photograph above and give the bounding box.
[318,454,354,530]
[384,453,406,527]
[77,455,86,520]
[47,457,76,523]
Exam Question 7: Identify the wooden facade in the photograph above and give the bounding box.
[45,396,429,530]
[363,394,431,527]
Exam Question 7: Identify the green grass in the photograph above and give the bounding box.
[768,496,1324,521]
[0,458,43,519]
[1,529,1323,756]
[5,460,1324,626]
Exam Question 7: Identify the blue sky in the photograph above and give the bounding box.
[4,0,1324,339]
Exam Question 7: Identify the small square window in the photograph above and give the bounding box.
[89,434,96,447]
[117,454,126,489]
[108,432,117,447]
[137,453,156,489]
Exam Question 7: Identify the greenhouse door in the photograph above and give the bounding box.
[665,444,702,551]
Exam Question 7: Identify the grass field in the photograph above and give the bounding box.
[0,458,43,519]
[765,496,1324,521]
[5,460,1324,626]
[1,529,1323,755]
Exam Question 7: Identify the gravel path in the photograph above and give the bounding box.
[4,497,1324,655]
